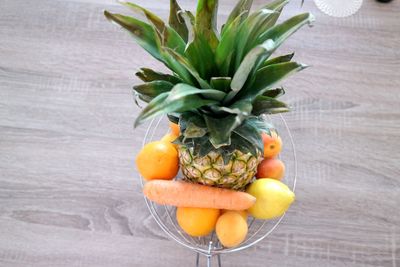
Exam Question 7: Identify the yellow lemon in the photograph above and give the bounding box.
[216,211,248,248]
[176,207,220,237]
[246,178,295,220]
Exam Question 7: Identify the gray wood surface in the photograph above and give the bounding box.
[1,0,399,266]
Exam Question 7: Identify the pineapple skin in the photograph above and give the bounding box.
[178,145,262,190]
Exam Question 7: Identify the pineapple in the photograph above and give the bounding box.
[179,148,261,190]
[105,0,313,190]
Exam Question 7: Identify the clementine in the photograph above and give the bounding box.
[221,209,248,220]
[169,122,180,136]
[176,207,220,237]
[135,141,179,180]
[261,131,282,158]
[161,133,179,148]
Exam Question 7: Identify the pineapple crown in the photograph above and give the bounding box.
[104,0,314,156]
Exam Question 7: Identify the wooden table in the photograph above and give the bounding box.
[1,0,399,266]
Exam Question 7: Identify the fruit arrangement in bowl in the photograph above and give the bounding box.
[138,122,295,248]
[104,0,313,254]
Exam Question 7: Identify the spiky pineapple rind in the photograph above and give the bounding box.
[178,146,262,190]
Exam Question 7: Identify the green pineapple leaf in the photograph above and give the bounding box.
[233,0,289,70]
[195,0,220,51]
[136,68,182,84]
[233,10,275,70]
[252,95,290,115]
[135,92,152,104]
[256,1,289,24]
[120,2,164,32]
[135,92,168,125]
[215,10,248,77]
[203,91,227,102]
[262,87,285,98]
[233,118,264,153]
[184,124,208,138]
[180,112,208,138]
[230,132,258,157]
[121,1,186,54]
[169,0,189,42]
[240,0,289,62]
[179,11,196,44]
[234,14,312,100]
[210,77,232,92]
[204,114,244,148]
[197,137,215,157]
[222,0,253,35]
[212,99,252,117]
[171,84,225,102]
[229,13,313,97]
[256,13,315,53]
[104,11,163,62]
[198,144,214,158]
[225,39,275,103]
[180,112,207,128]
[262,52,294,68]
[237,61,307,101]
[220,148,235,165]
[133,81,174,99]
[163,47,211,88]
[134,84,219,127]
[161,50,197,85]
[185,34,216,81]
[167,113,180,124]
[247,116,275,134]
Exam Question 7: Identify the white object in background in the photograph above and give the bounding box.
[314,0,363,17]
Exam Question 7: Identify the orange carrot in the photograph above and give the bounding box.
[143,180,256,210]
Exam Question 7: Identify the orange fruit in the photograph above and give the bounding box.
[176,207,220,237]
[161,133,179,148]
[216,211,248,248]
[169,122,180,136]
[221,210,248,221]
[261,131,282,158]
[256,158,285,180]
[135,141,179,180]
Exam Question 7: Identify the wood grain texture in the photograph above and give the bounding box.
[1,0,399,266]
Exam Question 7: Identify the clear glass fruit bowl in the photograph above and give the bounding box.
[138,113,297,263]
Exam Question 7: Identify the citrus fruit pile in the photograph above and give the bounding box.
[136,123,295,248]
